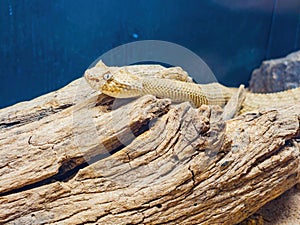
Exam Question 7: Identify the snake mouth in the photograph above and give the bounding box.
[85,73,100,83]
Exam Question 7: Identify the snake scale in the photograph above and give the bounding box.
[84,61,300,114]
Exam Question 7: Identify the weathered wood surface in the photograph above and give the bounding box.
[247,50,300,225]
[0,76,299,225]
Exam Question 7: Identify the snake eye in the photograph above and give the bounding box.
[103,73,113,80]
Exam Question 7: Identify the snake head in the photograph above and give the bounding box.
[84,60,112,91]
[84,60,143,98]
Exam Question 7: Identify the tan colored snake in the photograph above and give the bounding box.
[84,61,300,114]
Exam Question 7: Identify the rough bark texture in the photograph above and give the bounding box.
[248,51,300,225]
[0,74,299,224]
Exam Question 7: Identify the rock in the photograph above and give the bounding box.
[249,51,300,93]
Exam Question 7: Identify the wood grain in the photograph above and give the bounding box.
[0,76,299,224]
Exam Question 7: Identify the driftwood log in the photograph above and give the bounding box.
[0,73,300,224]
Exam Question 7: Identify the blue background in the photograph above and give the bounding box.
[0,0,300,108]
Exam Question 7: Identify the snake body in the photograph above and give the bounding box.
[84,61,300,113]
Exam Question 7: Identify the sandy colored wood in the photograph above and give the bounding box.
[0,76,299,224]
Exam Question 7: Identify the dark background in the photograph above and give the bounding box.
[0,0,300,108]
